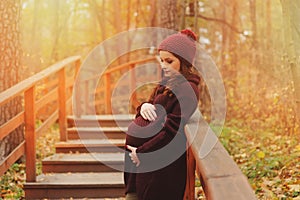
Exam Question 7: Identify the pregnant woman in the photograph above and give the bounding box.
[124,29,200,200]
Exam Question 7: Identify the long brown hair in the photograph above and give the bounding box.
[148,54,199,100]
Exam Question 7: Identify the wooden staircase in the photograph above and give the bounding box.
[24,114,134,199]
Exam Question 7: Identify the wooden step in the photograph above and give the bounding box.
[42,153,124,173]
[24,172,124,199]
[67,127,127,140]
[67,114,134,128]
[55,139,125,153]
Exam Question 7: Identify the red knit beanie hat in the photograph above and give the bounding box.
[158,29,197,65]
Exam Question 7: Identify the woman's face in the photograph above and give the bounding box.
[159,50,180,77]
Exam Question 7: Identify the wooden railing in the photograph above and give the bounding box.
[0,56,81,181]
[185,109,257,200]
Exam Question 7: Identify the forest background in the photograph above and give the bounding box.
[1,0,300,199]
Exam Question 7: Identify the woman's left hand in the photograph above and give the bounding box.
[126,145,140,167]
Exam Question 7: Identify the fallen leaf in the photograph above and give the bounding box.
[256,151,265,159]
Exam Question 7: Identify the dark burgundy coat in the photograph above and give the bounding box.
[124,74,200,200]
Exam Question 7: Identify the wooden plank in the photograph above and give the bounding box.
[0,141,25,176]
[81,57,156,83]
[184,147,196,200]
[206,175,257,200]
[66,76,75,89]
[84,81,89,115]
[68,114,135,121]
[0,111,24,140]
[67,127,127,140]
[187,123,242,180]
[36,110,58,138]
[157,64,162,80]
[35,87,58,112]
[105,57,156,75]
[24,172,124,199]
[184,110,256,199]
[43,153,124,163]
[55,139,125,153]
[130,65,137,112]
[75,59,81,78]
[0,56,80,107]
[26,172,124,187]
[95,85,105,94]
[42,153,124,173]
[73,59,82,117]
[24,86,36,182]
[58,68,67,141]
[93,99,105,107]
[105,73,112,114]
[44,78,58,91]
[67,114,134,128]
[66,96,72,115]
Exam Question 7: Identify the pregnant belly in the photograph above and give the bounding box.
[126,116,163,147]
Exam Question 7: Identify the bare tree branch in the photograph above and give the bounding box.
[186,13,245,35]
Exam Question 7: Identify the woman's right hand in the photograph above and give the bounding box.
[140,103,157,121]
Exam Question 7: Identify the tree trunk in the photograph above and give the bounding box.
[157,0,178,30]
[179,0,187,30]
[220,0,228,70]
[249,0,258,64]
[266,0,272,50]
[281,0,300,126]
[50,0,60,62]
[0,0,24,161]
[89,0,109,64]
[227,0,239,93]
[149,0,157,27]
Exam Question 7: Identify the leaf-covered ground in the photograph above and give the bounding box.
[0,124,59,199]
[1,123,300,199]
[218,125,300,200]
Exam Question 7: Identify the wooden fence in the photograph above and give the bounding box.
[0,56,81,181]
[185,109,257,199]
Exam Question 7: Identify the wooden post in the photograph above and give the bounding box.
[184,147,196,200]
[84,81,89,114]
[157,64,162,80]
[24,86,36,182]
[75,59,81,76]
[58,68,67,141]
[129,64,137,112]
[74,59,82,117]
[104,73,112,114]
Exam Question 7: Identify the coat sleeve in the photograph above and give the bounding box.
[136,82,199,153]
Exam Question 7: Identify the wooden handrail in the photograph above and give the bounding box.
[0,56,81,180]
[85,57,157,83]
[104,57,156,75]
[0,56,80,107]
[185,109,257,200]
